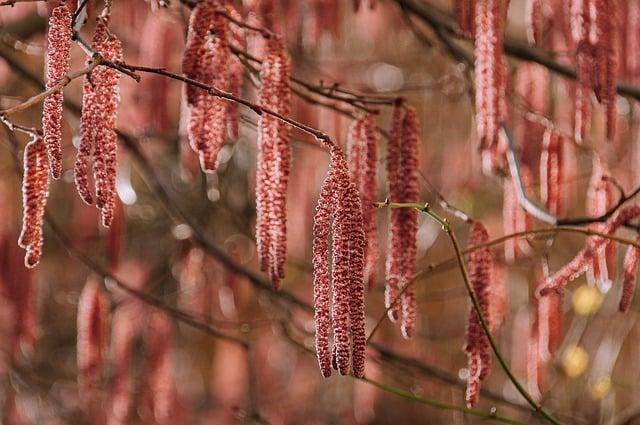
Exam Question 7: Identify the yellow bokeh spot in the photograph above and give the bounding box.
[590,376,611,399]
[562,345,589,378]
[572,285,602,315]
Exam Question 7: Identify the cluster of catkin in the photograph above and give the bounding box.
[385,103,419,339]
[541,205,640,303]
[76,19,123,228]
[255,37,292,289]
[313,145,366,378]
[20,4,73,267]
[570,0,618,142]
[77,275,177,422]
[464,221,494,407]
[182,1,243,173]
[347,113,378,290]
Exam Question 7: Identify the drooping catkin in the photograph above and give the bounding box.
[455,0,475,37]
[586,156,616,291]
[465,220,493,408]
[18,135,50,268]
[255,36,291,289]
[385,103,420,338]
[182,0,218,105]
[503,170,534,263]
[76,20,123,228]
[42,4,72,179]
[474,0,508,172]
[187,13,230,173]
[347,113,378,290]
[312,145,366,378]
[570,0,618,142]
[76,279,108,401]
[620,241,640,312]
[540,127,564,216]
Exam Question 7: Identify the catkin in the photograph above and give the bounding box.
[42,4,72,179]
[464,220,493,407]
[255,37,291,289]
[19,135,50,268]
[77,279,108,401]
[385,103,420,338]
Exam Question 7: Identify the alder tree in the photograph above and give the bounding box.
[1,0,640,424]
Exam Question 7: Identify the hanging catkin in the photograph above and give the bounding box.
[570,0,618,142]
[464,220,493,408]
[347,113,378,290]
[187,13,230,172]
[455,0,475,37]
[76,279,108,402]
[620,241,640,312]
[75,19,123,227]
[586,156,616,291]
[18,135,50,268]
[312,145,366,378]
[385,102,419,338]
[540,127,564,216]
[42,4,72,179]
[182,0,218,105]
[474,0,508,172]
[255,36,291,289]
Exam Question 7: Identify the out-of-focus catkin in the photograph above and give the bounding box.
[19,135,50,268]
[312,145,366,378]
[385,103,420,338]
[255,36,291,289]
[42,4,72,179]
[465,220,493,407]
[347,113,378,290]
[540,127,564,216]
[77,279,108,402]
[620,241,640,312]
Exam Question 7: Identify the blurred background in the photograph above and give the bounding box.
[1,0,640,424]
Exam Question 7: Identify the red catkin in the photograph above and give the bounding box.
[540,127,564,216]
[474,0,508,172]
[347,113,378,290]
[464,220,493,408]
[76,20,123,227]
[620,241,640,312]
[255,37,291,289]
[182,0,218,105]
[455,0,476,38]
[312,145,366,378]
[76,279,108,401]
[385,103,420,338]
[18,135,50,268]
[187,13,230,173]
[503,170,534,263]
[42,4,72,179]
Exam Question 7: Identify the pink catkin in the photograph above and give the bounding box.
[141,313,175,425]
[255,37,291,289]
[76,279,108,401]
[540,127,564,216]
[187,14,230,173]
[108,306,137,425]
[455,0,475,37]
[465,220,493,408]
[76,20,123,227]
[503,170,534,263]
[182,0,218,105]
[18,135,50,268]
[347,114,378,290]
[42,4,71,179]
[312,146,366,378]
[620,241,640,312]
[474,0,508,173]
